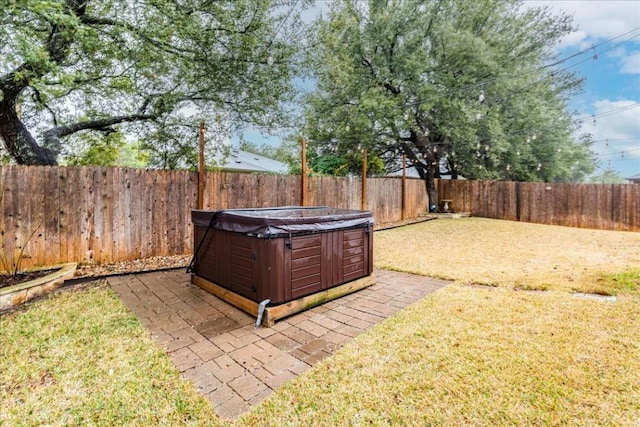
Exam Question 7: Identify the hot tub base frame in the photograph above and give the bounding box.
[191,273,376,327]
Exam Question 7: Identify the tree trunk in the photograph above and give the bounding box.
[0,98,57,165]
[425,161,437,212]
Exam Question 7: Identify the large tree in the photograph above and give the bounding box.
[0,0,303,166]
[303,0,595,209]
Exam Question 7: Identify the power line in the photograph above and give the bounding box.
[542,27,640,69]
[576,103,640,123]
[599,149,640,157]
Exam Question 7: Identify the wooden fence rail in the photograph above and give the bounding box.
[437,179,640,231]
[1,166,427,269]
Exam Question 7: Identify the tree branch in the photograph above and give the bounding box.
[42,112,158,153]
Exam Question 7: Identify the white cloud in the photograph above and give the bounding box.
[556,30,588,50]
[608,46,627,58]
[525,1,640,48]
[542,1,639,42]
[620,51,640,73]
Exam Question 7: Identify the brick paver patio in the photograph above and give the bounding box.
[107,269,448,419]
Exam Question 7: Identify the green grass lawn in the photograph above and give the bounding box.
[2,218,639,426]
[0,283,222,427]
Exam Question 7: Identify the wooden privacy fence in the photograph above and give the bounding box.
[1,165,428,269]
[437,179,640,231]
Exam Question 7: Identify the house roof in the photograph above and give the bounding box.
[212,149,288,174]
[626,173,640,180]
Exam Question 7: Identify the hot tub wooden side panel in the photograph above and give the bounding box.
[195,227,261,301]
[255,238,287,304]
[289,234,323,300]
[193,225,373,305]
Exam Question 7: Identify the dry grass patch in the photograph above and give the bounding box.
[240,219,640,426]
[0,283,223,427]
[374,218,640,293]
[242,285,640,426]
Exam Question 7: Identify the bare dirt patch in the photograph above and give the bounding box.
[0,270,57,289]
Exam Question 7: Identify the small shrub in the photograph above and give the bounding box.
[0,225,40,278]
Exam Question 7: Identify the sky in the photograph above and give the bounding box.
[531,0,640,179]
[239,0,640,180]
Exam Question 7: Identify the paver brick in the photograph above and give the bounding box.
[283,327,316,345]
[334,324,364,337]
[205,384,236,407]
[213,354,246,383]
[228,343,262,369]
[253,325,277,338]
[263,353,304,375]
[264,369,297,389]
[248,366,273,383]
[170,347,201,372]
[323,310,354,324]
[247,388,273,406]
[309,315,342,330]
[285,312,310,325]
[183,363,223,395]
[170,326,207,343]
[251,343,285,364]
[227,331,261,348]
[296,319,330,337]
[322,331,351,345]
[307,304,330,314]
[228,373,269,400]
[151,330,174,346]
[299,350,331,365]
[347,317,374,330]
[265,332,301,351]
[188,340,224,362]
[229,324,257,338]
[287,360,311,376]
[298,339,328,355]
[163,335,195,353]
[208,332,237,353]
[215,395,250,419]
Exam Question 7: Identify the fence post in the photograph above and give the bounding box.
[198,122,205,209]
[300,138,307,206]
[401,154,406,220]
[361,149,367,211]
[515,181,521,222]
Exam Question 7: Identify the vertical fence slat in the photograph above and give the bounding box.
[2,167,16,270]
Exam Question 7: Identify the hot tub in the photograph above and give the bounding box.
[190,206,374,307]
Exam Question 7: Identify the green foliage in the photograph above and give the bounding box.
[1,0,305,166]
[65,131,124,167]
[307,149,386,176]
[589,167,627,184]
[302,0,596,192]
[117,143,149,168]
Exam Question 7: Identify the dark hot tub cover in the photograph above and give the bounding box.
[192,206,373,238]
